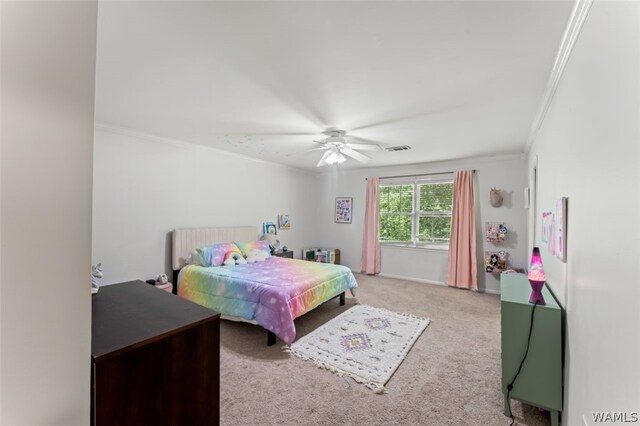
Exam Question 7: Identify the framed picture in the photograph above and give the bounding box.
[335,197,352,223]
[263,221,277,235]
[278,214,291,230]
[554,197,567,262]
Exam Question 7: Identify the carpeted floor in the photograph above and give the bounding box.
[220,273,550,426]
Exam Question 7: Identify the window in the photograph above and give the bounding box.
[379,175,453,248]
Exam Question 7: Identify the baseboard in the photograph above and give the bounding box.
[377,273,446,287]
[480,288,501,295]
[375,272,501,295]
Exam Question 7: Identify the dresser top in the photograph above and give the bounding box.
[500,273,560,310]
[92,281,219,360]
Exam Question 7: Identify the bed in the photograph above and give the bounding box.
[172,226,358,346]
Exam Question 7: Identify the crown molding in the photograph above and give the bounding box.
[315,152,526,178]
[525,0,593,153]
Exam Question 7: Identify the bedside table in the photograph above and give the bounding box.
[273,250,293,259]
[155,282,173,292]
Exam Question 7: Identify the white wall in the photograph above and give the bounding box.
[315,155,528,294]
[528,1,640,424]
[92,126,319,285]
[0,2,97,424]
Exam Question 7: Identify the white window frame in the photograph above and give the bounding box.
[379,173,453,250]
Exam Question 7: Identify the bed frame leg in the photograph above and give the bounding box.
[340,292,346,306]
[267,331,276,346]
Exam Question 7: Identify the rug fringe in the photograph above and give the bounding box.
[283,346,387,394]
[359,304,431,324]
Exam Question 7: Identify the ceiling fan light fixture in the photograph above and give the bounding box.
[325,150,346,165]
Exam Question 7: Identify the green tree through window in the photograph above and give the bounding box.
[379,179,453,246]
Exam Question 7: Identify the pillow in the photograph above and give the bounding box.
[186,250,202,266]
[196,242,240,267]
[234,240,271,257]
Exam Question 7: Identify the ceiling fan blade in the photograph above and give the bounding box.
[312,139,328,145]
[341,147,371,163]
[285,146,329,157]
[345,143,382,151]
[349,136,386,146]
[316,150,333,167]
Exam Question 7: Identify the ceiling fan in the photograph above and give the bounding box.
[290,129,383,167]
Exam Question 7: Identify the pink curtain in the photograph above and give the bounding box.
[361,177,381,274]
[446,170,477,289]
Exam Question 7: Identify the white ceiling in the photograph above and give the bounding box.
[95,1,574,171]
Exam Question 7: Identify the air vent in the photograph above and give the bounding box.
[386,145,412,152]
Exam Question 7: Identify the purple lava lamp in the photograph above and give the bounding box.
[527,247,546,305]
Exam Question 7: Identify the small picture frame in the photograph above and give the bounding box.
[335,197,353,223]
[278,214,291,230]
[263,222,277,235]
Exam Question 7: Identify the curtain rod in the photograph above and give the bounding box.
[366,170,475,180]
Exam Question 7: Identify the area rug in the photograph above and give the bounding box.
[284,304,430,393]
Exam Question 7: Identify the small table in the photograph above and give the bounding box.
[155,282,173,292]
[273,250,293,259]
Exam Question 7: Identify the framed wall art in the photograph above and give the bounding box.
[335,197,353,223]
[263,222,277,235]
[278,214,290,230]
[554,197,567,262]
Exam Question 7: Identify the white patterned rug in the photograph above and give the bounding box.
[285,304,430,393]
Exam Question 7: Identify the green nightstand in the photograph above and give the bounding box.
[501,273,563,426]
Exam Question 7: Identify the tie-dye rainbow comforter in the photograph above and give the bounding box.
[178,257,358,345]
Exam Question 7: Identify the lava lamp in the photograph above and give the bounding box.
[527,247,546,305]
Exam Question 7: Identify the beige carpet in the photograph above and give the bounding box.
[220,274,551,426]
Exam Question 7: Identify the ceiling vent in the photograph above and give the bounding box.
[386,145,412,152]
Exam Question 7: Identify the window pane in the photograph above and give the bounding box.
[380,185,413,213]
[380,214,412,241]
[419,182,453,212]
[418,216,452,242]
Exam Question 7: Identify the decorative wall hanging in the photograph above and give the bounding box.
[263,222,277,235]
[485,250,509,274]
[335,197,353,223]
[554,197,567,262]
[489,187,503,207]
[278,214,291,230]
[485,222,508,244]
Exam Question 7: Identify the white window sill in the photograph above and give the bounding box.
[380,242,449,252]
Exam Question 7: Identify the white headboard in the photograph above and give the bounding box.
[172,226,258,270]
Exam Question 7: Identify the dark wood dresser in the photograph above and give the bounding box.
[91,280,220,425]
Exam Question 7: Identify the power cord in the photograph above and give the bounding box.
[506,301,540,426]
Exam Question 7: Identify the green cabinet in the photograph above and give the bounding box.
[501,273,563,426]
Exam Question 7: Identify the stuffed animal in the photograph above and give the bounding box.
[91,262,103,295]
[245,249,268,264]
[485,250,508,273]
[223,250,247,266]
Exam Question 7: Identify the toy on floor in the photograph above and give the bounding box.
[223,250,247,266]
[245,249,268,263]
